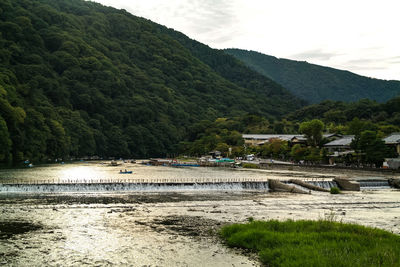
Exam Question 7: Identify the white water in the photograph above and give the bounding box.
[0,182,270,193]
[0,162,395,193]
[308,181,338,189]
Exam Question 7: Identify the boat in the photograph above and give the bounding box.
[119,170,132,174]
[171,162,200,167]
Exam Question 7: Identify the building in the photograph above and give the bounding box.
[243,133,343,147]
[323,135,355,153]
[242,134,303,146]
[383,133,400,156]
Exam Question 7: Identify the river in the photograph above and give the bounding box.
[0,162,399,266]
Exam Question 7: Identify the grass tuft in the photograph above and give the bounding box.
[242,163,260,169]
[330,187,341,194]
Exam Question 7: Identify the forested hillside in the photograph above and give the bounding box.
[179,97,400,159]
[0,0,304,164]
[225,49,400,103]
[285,97,400,134]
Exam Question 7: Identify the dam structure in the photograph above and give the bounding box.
[0,177,392,193]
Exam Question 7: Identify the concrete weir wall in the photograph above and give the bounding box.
[268,179,310,194]
[288,179,330,192]
[0,181,270,193]
[333,178,360,191]
[389,178,400,189]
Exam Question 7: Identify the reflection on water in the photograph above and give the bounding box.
[58,166,103,181]
[0,161,340,184]
[0,193,259,266]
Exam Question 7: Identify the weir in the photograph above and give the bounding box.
[358,179,391,189]
[0,181,270,193]
[0,178,393,193]
[307,181,338,189]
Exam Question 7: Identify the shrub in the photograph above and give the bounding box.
[242,163,259,169]
[330,187,341,194]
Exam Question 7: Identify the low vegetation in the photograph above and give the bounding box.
[220,219,400,267]
[330,187,341,194]
[241,163,259,169]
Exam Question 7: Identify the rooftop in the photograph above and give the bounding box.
[324,135,355,147]
[243,133,342,141]
[383,133,400,144]
[242,134,302,141]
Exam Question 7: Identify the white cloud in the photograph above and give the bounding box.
[92,0,400,80]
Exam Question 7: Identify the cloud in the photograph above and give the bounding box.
[388,56,400,64]
[92,0,400,80]
[172,0,241,46]
[345,55,400,69]
[110,0,240,47]
[290,49,342,61]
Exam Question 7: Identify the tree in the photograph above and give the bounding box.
[0,115,11,162]
[290,144,307,162]
[259,139,289,159]
[299,119,324,147]
[305,147,322,163]
[346,117,377,135]
[352,130,387,167]
[215,142,229,157]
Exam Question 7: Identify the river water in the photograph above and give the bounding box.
[0,161,341,184]
[0,162,399,266]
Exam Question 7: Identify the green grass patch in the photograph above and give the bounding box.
[242,163,260,169]
[220,220,400,267]
[330,187,341,194]
[175,157,198,162]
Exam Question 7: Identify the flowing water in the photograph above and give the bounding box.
[0,162,399,266]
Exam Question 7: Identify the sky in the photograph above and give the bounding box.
[92,0,400,81]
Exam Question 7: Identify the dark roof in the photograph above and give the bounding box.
[242,134,302,141]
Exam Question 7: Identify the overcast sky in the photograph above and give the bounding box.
[93,0,400,81]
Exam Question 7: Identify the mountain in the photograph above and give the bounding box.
[0,0,304,164]
[225,49,400,103]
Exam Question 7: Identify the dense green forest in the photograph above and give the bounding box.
[225,49,400,103]
[0,0,305,165]
[286,97,400,134]
[181,97,400,164]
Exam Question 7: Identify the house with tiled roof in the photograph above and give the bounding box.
[383,133,400,156]
[323,135,355,153]
[242,133,342,146]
